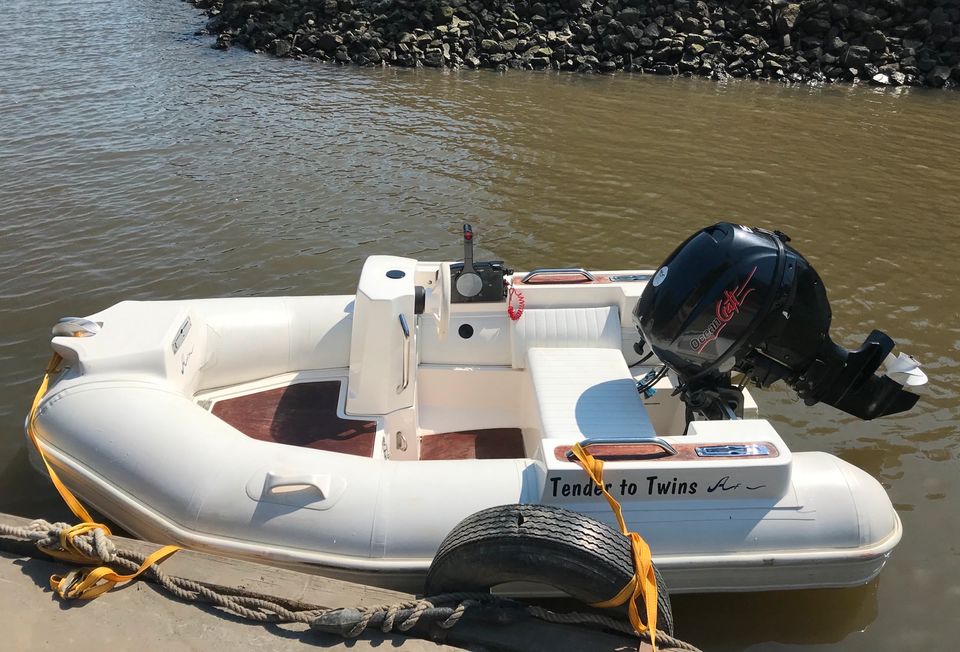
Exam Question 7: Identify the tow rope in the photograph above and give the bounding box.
[0,513,708,650]
[570,442,659,650]
[26,352,180,600]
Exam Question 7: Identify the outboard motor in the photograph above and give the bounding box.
[633,223,924,421]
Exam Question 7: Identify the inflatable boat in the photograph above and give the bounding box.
[27,224,925,594]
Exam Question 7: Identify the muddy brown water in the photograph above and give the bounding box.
[2,1,958,649]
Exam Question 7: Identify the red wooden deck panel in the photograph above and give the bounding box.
[212,381,376,457]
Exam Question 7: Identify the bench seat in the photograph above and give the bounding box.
[528,347,656,441]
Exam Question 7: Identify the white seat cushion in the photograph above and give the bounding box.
[528,347,655,440]
[511,306,621,369]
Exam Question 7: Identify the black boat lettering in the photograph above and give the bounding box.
[644,475,697,496]
[707,476,766,493]
[549,476,612,498]
[707,476,741,493]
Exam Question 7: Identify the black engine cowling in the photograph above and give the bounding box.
[633,223,919,420]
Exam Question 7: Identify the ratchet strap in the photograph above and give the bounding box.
[570,441,658,650]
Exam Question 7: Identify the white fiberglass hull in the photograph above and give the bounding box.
[29,258,903,594]
[33,435,901,594]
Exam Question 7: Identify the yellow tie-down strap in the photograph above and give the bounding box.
[570,442,658,649]
[27,353,180,600]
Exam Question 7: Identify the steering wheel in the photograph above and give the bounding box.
[437,263,452,340]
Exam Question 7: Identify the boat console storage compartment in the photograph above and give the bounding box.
[347,256,417,416]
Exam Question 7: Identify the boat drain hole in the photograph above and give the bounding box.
[458,323,474,339]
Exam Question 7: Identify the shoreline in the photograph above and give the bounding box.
[190,0,960,88]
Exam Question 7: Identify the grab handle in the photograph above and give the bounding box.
[263,472,332,499]
[566,437,678,462]
[521,268,596,284]
[397,313,411,393]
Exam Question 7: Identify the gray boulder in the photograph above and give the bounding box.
[928,66,952,87]
[825,36,846,54]
[864,31,887,53]
[850,10,879,31]
[776,4,800,34]
[842,45,871,70]
[619,8,641,27]
[317,32,343,52]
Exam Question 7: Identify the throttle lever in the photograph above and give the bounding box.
[456,223,483,298]
[463,224,476,274]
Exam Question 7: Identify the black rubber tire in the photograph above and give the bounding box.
[425,503,673,636]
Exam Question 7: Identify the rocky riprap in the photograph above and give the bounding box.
[190,0,960,88]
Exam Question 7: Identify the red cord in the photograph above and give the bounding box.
[507,287,525,321]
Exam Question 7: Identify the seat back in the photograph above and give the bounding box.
[510,306,621,369]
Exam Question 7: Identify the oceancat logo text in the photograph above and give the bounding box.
[690,266,758,352]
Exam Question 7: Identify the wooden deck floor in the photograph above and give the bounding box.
[212,382,526,461]
[212,381,376,457]
[419,428,525,460]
